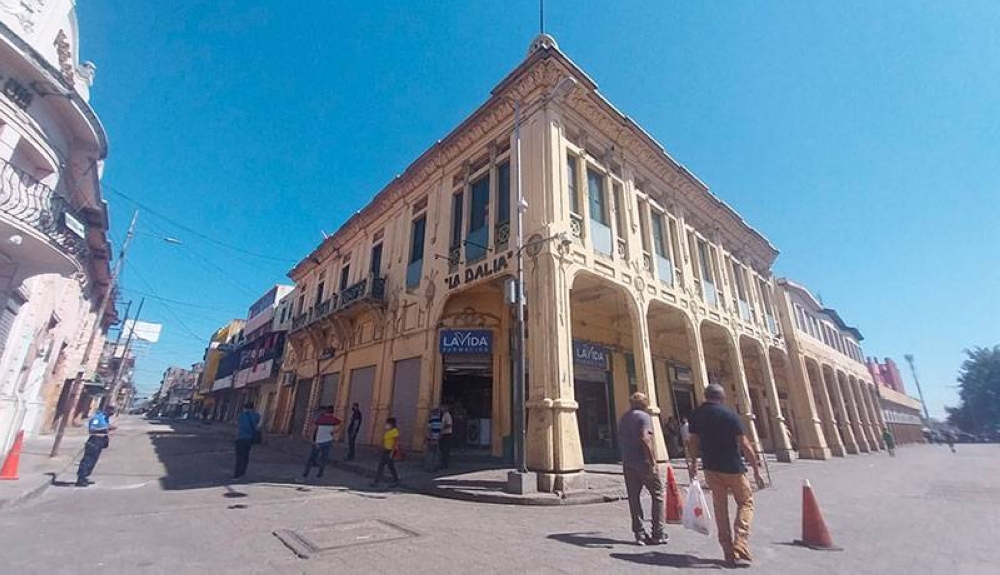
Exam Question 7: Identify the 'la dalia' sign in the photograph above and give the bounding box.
[439,329,493,354]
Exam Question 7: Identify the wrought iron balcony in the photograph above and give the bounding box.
[338,275,386,311]
[290,311,310,331]
[0,157,88,265]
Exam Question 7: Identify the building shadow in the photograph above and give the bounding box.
[547,531,633,549]
[430,478,507,491]
[609,551,728,569]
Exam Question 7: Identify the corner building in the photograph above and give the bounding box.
[285,35,802,492]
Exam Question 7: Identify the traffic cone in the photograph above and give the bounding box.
[794,480,842,551]
[0,430,24,480]
[664,464,683,523]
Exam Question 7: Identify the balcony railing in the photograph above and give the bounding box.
[339,275,387,310]
[291,312,310,331]
[0,157,87,263]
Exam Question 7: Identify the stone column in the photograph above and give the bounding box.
[840,373,869,453]
[630,296,669,462]
[786,353,830,459]
[824,367,858,454]
[866,385,888,448]
[758,347,795,462]
[811,362,845,457]
[852,378,880,451]
[525,253,584,492]
[726,333,762,454]
[686,317,709,405]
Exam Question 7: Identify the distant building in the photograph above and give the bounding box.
[867,357,906,394]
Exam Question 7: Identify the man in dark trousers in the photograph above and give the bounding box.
[618,392,667,546]
[76,405,117,487]
[303,406,340,478]
[687,384,766,568]
[438,403,454,470]
[233,402,260,479]
[345,403,362,461]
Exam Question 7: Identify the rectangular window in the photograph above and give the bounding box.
[652,212,673,285]
[697,240,718,306]
[732,261,751,321]
[407,215,426,289]
[496,161,511,227]
[450,191,464,249]
[315,279,325,307]
[466,173,490,261]
[587,169,608,225]
[370,243,383,276]
[567,155,580,214]
[339,265,350,291]
[639,202,651,252]
[587,169,612,255]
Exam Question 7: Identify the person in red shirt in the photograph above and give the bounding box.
[303,406,340,479]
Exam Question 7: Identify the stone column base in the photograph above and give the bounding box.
[775,448,796,463]
[844,442,860,455]
[829,444,846,457]
[798,446,831,460]
[536,470,588,493]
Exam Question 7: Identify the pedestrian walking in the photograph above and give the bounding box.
[233,402,261,479]
[76,405,117,487]
[664,416,681,458]
[345,403,362,461]
[946,433,956,453]
[425,408,443,471]
[687,384,766,568]
[619,392,668,546]
[438,403,454,470]
[680,417,691,455]
[303,406,340,478]
[371,417,400,487]
[882,428,896,457]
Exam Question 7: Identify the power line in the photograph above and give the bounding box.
[125,262,207,343]
[119,288,242,312]
[104,184,295,263]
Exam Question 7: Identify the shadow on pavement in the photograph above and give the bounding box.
[431,478,507,491]
[547,531,633,549]
[609,551,728,569]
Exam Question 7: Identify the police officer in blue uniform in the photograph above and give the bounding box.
[76,405,117,487]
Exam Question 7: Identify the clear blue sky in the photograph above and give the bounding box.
[78,1,999,418]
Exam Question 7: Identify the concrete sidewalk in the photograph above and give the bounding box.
[0,427,88,510]
[179,417,778,505]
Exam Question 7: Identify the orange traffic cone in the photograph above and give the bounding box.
[794,480,842,550]
[664,464,683,523]
[0,430,24,480]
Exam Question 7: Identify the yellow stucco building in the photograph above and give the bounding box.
[280,35,890,492]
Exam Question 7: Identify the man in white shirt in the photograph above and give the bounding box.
[303,406,340,479]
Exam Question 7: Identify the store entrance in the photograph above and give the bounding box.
[575,366,616,461]
[441,354,493,450]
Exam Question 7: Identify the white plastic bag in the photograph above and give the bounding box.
[682,480,712,535]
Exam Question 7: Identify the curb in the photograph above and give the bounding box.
[0,444,84,511]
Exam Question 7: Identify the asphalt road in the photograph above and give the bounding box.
[0,417,996,574]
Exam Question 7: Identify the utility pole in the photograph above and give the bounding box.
[512,97,527,475]
[97,300,132,411]
[105,298,145,412]
[904,354,932,421]
[51,210,138,457]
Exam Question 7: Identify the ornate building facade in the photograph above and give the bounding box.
[0,1,114,453]
[278,35,845,491]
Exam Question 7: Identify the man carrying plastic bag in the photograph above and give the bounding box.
[686,384,767,568]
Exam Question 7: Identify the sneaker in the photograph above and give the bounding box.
[646,533,669,546]
[634,531,649,546]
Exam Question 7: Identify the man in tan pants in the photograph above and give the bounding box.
[687,384,766,567]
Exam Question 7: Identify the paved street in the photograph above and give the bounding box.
[0,417,996,575]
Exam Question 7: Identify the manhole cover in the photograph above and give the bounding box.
[274,520,419,558]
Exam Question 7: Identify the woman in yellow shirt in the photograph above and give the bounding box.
[371,417,400,487]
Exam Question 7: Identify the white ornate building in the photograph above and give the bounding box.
[0,1,114,453]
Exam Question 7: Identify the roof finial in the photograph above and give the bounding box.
[540,0,545,34]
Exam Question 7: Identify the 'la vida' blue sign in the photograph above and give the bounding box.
[440,329,493,354]
[573,340,609,369]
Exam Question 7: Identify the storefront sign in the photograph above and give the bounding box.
[440,329,493,354]
[573,340,609,369]
[444,251,513,290]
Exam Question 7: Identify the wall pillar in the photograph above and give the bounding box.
[824,367,858,454]
[526,254,583,492]
[726,333,762,455]
[840,373,869,452]
[810,361,845,456]
[786,353,830,459]
[631,299,668,462]
[759,347,794,462]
